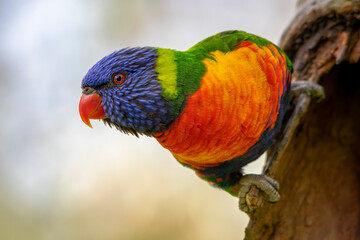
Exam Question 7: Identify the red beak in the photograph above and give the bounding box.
[79,93,106,128]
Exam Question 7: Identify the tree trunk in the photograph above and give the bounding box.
[245,0,360,239]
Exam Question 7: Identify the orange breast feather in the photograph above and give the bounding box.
[155,41,290,169]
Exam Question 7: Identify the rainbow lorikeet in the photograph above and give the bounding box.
[79,30,293,213]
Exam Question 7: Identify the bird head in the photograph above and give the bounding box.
[79,47,173,136]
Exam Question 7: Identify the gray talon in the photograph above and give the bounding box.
[290,80,325,101]
[263,175,280,191]
[238,174,280,213]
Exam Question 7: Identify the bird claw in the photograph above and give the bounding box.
[238,174,280,214]
[290,80,325,101]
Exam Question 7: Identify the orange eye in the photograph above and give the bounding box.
[114,73,125,84]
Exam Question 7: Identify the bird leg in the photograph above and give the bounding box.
[238,81,325,214]
[264,80,325,172]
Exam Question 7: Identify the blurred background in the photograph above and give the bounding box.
[0,0,297,239]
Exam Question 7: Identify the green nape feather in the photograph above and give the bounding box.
[155,30,292,117]
[156,48,206,116]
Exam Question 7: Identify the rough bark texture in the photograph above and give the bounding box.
[245,0,360,239]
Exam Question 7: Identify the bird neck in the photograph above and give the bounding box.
[155,48,207,119]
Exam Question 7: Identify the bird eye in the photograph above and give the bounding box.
[113,73,125,85]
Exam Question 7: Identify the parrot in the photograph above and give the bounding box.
[79,30,292,213]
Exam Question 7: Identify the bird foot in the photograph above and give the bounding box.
[289,80,325,101]
[238,174,280,214]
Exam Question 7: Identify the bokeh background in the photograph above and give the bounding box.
[0,0,297,239]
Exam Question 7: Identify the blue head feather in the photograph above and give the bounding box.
[82,47,174,136]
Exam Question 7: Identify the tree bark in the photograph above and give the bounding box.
[245,0,360,239]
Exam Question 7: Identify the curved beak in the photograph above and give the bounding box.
[79,93,106,128]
